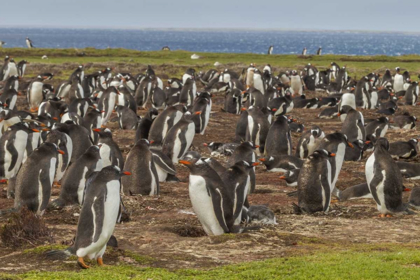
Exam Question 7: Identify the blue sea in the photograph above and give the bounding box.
[0,28,419,56]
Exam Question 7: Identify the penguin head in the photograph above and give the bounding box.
[375,137,390,151]
[309,149,335,161]
[102,165,131,180]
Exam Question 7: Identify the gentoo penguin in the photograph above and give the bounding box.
[122,139,159,196]
[221,160,257,225]
[339,183,372,201]
[148,105,186,145]
[0,123,33,180]
[224,89,242,114]
[0,89,19,110]
[47,166,131,269]
[267,45,274,55]
[279,169,300,187]
[179,77,195,106]
[365,138,408,216]
[26,37,35,48]
[295,125,325,159]
[50,145,102,209]
[45,130,73,184]
[268,92,294,116]
[95,128,124,169]
[381,69,393,87]
[397,162,420,180]
[289,121,305,133]
[318,106,339,119]
[289,71,303,96]
[365,116,389,139]
[259,155,303,172]
[319,132,353,198]
[0,56,10,81]
[68,98,92,118]
[302,48,307,55]
[135,108,158,143]
[340,105,365,142]
[376,107,396,116]
[4,75,19,91]
[344,139,366,161]
[179,156,234,235]
[405,81,419,105]
[264,115,293,157]
[293,96,319,109]
[317,47,322,55]
[228,141,258,193]
[317,97,337,108]
[114,106,139,130]
[98,87,120,126]
[192,91,212,135]
[337,93,356,122]
[162,112,198,163]
[14,142,62,215]
[17,60,28,77]
[246,106,270,155]
[393,113,417,129]
[0,41,5,48]
[294,149,334,214]
[150,85,167,109]
[52,122,92,164]
[389,138,419,159]
[27,75,45,112]
[393,67,404,93]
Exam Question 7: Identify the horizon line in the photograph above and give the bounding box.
[1,25,420,35]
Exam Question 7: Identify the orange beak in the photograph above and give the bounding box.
[195,111,201,115]
[123,171,132,175]
[203,143,208,146]
[330,153,336,157]
[93,128,101,132]
[150,140,155,144]
[348,142,354,148]
[52,117,58,121]
[58,150,65,155]
[179,160,192,165]
[279,176,286,179]
[255,145,260,148]
[252,162,260,166]
[259,158,266,162]
[32,129,40,132]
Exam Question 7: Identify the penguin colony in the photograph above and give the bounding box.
[1,56,420,268]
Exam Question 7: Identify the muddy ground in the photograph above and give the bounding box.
[1,62,420,273]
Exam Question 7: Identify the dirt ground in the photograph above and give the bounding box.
[1,62,420,273]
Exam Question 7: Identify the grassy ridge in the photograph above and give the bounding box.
[3,244,420,279]
[1,48,420,79]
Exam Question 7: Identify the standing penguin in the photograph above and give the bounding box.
[17,60,29,77]
[365,138,408,217]
[267,45,273,55]
[162,112,198,163]
[393,67,404,93]
[317,47,322,55]
[114,106,139,130]
[296,126,325,159]
[302,48,307,55]
[228,141,258,193]
[289,70,303,96]
[340,105,365,142]
[192,91,212,135]
[27,75,45,112]
[264,115,293,157]
[405,81,419,105]
[246,106,270,155]
[45,130,73,184]
[224,89,242,114]
[98,87,120,126]
[319,132,354,198]
[148,105,186,145]
[121,139,159,196]
[294,149,335,214]
[14,142,62,215]
[179,157,234,236]
[47,166,131,269]
[95,128,124,169]
[0,123,33,180]
[50,145,102,209]
[26,37,35,48]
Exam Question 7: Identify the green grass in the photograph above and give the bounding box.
[3,244,420,279]
[2,48,420,80]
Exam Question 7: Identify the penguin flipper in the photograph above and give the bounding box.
[320,175,332,212]
[152,154,176,175]
[368,173,384,206]
[6,138,18,172]
[233,183,247,221]
[210,188,230,233]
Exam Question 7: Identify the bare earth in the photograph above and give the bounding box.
[0,62,420,273]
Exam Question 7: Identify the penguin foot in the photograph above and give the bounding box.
[97,257,105,266]
[378,214,392,218]
[77,257,90,269]
[330,199,339,204]
[54,182,61,188]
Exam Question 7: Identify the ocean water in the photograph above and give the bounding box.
[0,28,419,56]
